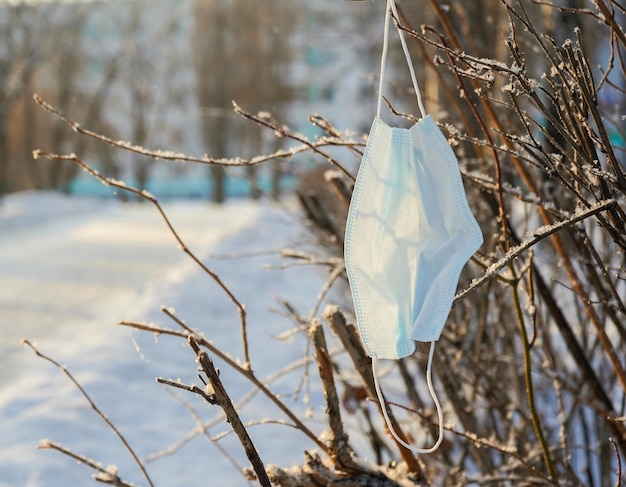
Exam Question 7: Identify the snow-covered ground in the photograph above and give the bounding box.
[0,191,332,486]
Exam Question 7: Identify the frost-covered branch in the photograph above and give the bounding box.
[454,199,618,304]
[118,311,331,456]
[188,337,271,487]
[38,441,137,487]
[32,149,253,371]
[33,93,363,170]
[23,340,154,487]
[233,101,356,182]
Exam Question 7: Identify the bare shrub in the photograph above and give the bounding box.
[26,1,625,485]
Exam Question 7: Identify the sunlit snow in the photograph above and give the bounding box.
[0,191,329,487]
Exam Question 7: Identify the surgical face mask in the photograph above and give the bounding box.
[344,0,483,454]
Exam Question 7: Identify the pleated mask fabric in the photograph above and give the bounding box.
[345,114,483,359]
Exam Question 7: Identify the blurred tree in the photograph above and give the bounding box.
[192,0,294,203]
[1,2,113,195]
[118,1,192,195]
[0,5,40,199]
[1,1,194,198]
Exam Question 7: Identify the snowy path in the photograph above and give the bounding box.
[0,193,330,487]
[0,196,260,389]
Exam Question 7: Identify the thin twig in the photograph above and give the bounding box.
[453,199,617,304]
[210,419,299,442]
[309,114,365,159]
[119,312,330,455]
[188,337,271,487]
[22,340,154,487]
[510,276,557,482]
[156,377,217,404]
[308,266,345,321]
[172,388,253,485]
[38,441,136,487]
[32,93,362,170]
[146,353,315,463]
[233,101,356,182]
[609,437,623,487]
[32,149,253,372]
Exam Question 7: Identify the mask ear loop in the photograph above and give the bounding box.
[377,0,427,120]
[376,0,392,118]
[373,0,442,455]
[372,341,444,453]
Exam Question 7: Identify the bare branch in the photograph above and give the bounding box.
[609,437,623,487]
[188,337,271,487]
[119,311,331,455]
[233,101,356,182]
[453,199,618,304]
[22,340,154,487]
[309,320,358,471]
[323,306,424,477]
[32,149,253,371]
[38,441,136,487]
[32,93,363,169]
[156,377,217,404]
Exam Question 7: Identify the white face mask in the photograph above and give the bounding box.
[344,0,483,453]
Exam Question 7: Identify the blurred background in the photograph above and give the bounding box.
[1,0,622,204]
[0,0,394,202]
[1,1,626,486]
